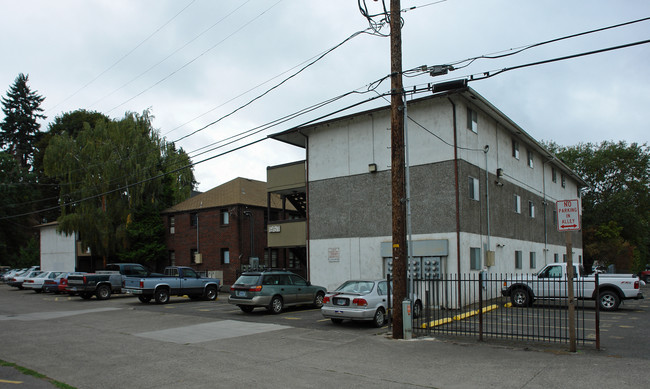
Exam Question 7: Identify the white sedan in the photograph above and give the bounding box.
[22,271,64,293]
[321,280,422,327]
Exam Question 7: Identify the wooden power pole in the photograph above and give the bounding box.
[390,0,407,339]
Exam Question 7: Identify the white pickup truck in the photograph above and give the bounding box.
[502,262,643,311]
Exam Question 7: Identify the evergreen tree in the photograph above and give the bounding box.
[0,73,46,170]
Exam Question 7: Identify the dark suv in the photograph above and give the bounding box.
[228,271,326,314]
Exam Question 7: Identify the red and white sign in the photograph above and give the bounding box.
[556,199,581,231]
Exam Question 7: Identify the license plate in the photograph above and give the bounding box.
[237,291,246,297]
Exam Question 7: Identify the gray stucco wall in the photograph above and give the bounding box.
[308,159,581,247]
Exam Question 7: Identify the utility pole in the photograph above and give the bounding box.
[390,0,407,339]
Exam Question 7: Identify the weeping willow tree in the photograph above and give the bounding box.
[44,110,195,266]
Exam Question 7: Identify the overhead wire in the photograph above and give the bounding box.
[45,0,197,115]
[87,0,253,110]
[105,0,284,115]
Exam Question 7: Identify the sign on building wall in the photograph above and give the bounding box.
[328,247,340,262]
[556,199,581,231]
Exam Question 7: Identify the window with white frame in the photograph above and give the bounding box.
[514,194,521,213]
[529,252,536,269]
[527,149,534,168]
[554,253,559,262]
[512,139,520,159]
[528,201,535,218]
[221,209,229,225]
[515,251,523,269]
[467,107,478,133]
[470,247,481,270]
[561,174,566,188]
[468,176,479,201]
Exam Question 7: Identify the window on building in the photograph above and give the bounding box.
[190,213,197,227]
[467,107,478,133]
[288,250,299,269]
[552,167,557,183]
[512,139,520,159]
[221,209,229,225]
[554,253,559,263]
[563,254,567,263]
[527,149,534,168]
[190,248,197,264]
[468,176,479,201]
[221,248,230,265]
[529,252,536,269]
[169,216,175,234]
[169,251,175,266]
[515,251,522,269]
[528,201,535,218]
[470,247,481,270]
[561,174,566,188]
[553,210,557,226]
[271,249,278,268]
[514,194,521,213]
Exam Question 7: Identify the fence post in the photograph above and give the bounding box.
[595,272,600,350]
[478,272,483,342]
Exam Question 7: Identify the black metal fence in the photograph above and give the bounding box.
[409,273,599,347]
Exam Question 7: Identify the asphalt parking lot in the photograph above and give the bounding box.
[1,284,649,388]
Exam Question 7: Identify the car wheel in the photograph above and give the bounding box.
[154,288,170,304]
[80,292,93,300]
[269,296,283,314]
[313,292,325,308]
[510,288,530,307]
[331,318,343,324]
[599,290,620,311]
[204,286,218,301]
[413,300,423,318]
[239,305,254,313]
[96,285,111,300]
[138,296,152,303]
[373,308,386,328]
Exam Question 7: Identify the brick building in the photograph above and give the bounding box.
[161,177,294,285]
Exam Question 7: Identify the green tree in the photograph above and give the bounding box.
[44,110,195,266]
[0,73,45,169]
[0,151,37,266]
[32,110,111,224]
[547,141,650,271]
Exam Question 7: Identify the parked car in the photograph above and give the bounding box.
[43,272,83,293]
[502,262,643,311]
[321,280,391,327]
[2,268,25,283]
[123,266,219,304]
[22,271,64,293]
[7,270,43,289]
[228,270,326,314]
[67,263,153,300]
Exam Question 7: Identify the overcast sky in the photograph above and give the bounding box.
[1,0,648,192]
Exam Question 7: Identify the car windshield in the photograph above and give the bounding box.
[335,281,375,294]
[235,275,260,285]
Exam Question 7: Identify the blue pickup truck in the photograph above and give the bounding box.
[123,266,220,304]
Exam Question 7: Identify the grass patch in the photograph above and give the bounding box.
[0,359,77,389]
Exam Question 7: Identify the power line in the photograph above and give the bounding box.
[105,0,284,115]
[45,0,197,115]
[87,0,253,110]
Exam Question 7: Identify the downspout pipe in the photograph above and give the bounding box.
[299,130,310,280]
[448,97,462,307]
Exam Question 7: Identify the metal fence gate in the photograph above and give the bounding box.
[409,273,599,347]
